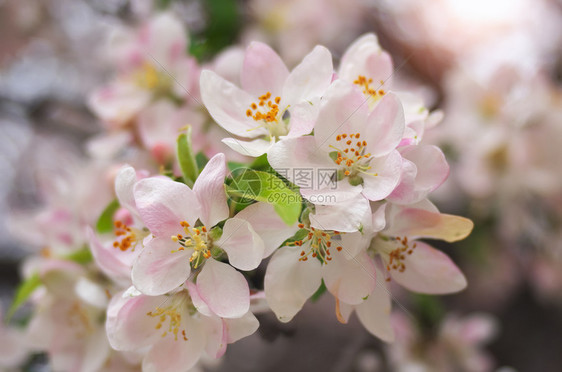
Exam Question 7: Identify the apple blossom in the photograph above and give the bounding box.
[268,80,404,204]
[200,41,333,156]
[106,285,258,372]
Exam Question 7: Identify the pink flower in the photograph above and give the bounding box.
[338,33,443,145]
[88,166,149,286]
[336,200,472,341]
[106,286,259,372]
[268,80,405,204]
[130,154,263,319]
[200,42,333,156]
[88,13,199,127]
[264,216,378,322]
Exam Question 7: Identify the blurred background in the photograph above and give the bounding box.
[1,0,562,371]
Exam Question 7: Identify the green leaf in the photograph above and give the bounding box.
[177,127,199,187]
[7,274,41,320]
[96,199,120,234]
[310,280,327,302]
[188,0,242,61]
[64,247,93,265]
[195,151,209,171]
[227,169,301,225]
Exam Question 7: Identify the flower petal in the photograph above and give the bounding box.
[200,70,267,138]
[217,217,265,271]
[387,206,474,242]
[264,246,322,322]
[224,311,260,343]
[282,45,333,106]
[194,153,229,227]
[309,194,371,233]
[134,176,200,238]
[322,250,376,305]
[313,80,369,153]
[360,150,403,201]
[87,227,134,286]
[339,33,394,89]
[196,258,250,318]
[234,202,299,257]
[355,270,394,342]
[222,137,273,157]
[241,42,289,97]
[364,93,405,157]
[106,291,166,351]
[390,241,467,294]
[142,315,204,372]
[387,145,449,205]
[131,237,191,295]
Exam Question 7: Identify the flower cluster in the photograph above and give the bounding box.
[5,12,473,372]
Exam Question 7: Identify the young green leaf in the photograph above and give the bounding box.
[96,199,120,234]
[7,274,41,320]
[177,126,199,187]
[227,170,302,224]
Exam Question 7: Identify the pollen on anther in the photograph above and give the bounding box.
[298,223,304,228]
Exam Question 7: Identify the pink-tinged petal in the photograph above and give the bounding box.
[224,311,260,343]
[81,328,111,372]
[388,207,474,242]
[339,33,394,88]
[285,100,320,138]
[339,231,371,258]
[355,270,394,342]
[454,314,498,344]
[387,145,449,205]
[372,202,387,232]
[361,150,403,201]
[268,136,335,180]
[88,81,151,126]
[234,202,299,258]
[282,45,333,106]
[390,241,467,294]
[186,282,212,317]
[106,292,165,351]
[87,227,133,285]
[301,179,363,205]
[313,81,369,152]
[322,251,376,305]
[310,194,371,232]
[200,70,267,138]
[86,131,133,160]
[196,259,250,318]
[222,137,273,157]
[201,316,227,359]
[264,246,322,322]
[217,217,265,271]
[115,166,138,213]
[194,153,229,226]
[142,315,204,372]
[143,13,188,66]
[134,177,200,238]
[241,42,289,97]
[131,237,191,295]
[364,93,405,157]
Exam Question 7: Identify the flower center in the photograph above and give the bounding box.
[330,132,378,178]
[353,75,386,101]
[134,62,170,91]
[289,224,343,265]
[113,220,145,251]
[375,235,417,280]
[246,91,289,139]
[66,300,94,337]
[170,221,212,269]
[147,306,188,341]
